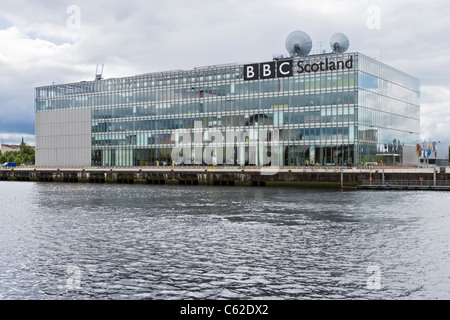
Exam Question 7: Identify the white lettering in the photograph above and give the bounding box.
[366,266,382,290]
[367,5,381,30]
[278,62,290,75]
[203,129,223,165]
[180,304,215,317]
[66,5,81,30]
[171,124,281,166]
[244,60,293,81]
[171,130,192,165]
[66,265,82,290]
[262,64,272,77]
[246,66,255,79]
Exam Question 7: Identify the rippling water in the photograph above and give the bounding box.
[0,181,449,300]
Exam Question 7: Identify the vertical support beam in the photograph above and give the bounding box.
[341,172,344,188]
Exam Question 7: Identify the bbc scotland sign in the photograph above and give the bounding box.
[244,60,293,81]
[297,56,353,73]
[244,56,354,81]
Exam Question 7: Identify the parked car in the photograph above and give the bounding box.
[2,162,17,168]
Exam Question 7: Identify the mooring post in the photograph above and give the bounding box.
[341,172,344,188]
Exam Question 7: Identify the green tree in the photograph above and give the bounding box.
[15,156,23,166]
[6,151,18,158]
[7,155,15,163]
[19,137,34,156]
[0,154,6,163]
[23,154,31,163]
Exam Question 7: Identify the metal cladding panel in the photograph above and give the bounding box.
[35,109,91,167]
[402,146,418,166]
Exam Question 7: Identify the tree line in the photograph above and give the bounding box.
[0,139,35,166]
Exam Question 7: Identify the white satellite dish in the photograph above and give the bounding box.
[285,31,312,57]
[330,33,350,53]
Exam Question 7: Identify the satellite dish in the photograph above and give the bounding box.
[330,33,349,53]
[285,31,312,56]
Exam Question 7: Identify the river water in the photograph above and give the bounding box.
[0,181,449,300]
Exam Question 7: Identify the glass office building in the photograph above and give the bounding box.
[35,52,420,167]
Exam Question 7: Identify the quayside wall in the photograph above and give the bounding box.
[1,167,450,188]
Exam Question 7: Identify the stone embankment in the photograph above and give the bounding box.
[1,166,449,189]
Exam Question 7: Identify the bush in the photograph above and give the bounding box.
[15,157,23,166]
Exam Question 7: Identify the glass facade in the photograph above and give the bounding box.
[357,54,420,165]
[35,52,420,167]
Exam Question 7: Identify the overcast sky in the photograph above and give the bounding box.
[0,0,449,146]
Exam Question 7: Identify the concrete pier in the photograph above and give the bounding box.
[1,166,450,189]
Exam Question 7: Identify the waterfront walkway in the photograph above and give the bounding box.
[1,166,449,189]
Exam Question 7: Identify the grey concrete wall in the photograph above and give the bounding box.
[35,109,91,167]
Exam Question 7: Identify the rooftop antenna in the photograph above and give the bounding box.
[285,30,312,57]
[95,64,104,81]
[330,33,350,53]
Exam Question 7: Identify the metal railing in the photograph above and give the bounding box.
[362,179,450,187]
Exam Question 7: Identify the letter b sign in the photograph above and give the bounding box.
[244,64,259,81]
[261,62,276,79]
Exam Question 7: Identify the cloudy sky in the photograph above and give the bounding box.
[0,0,449,146]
